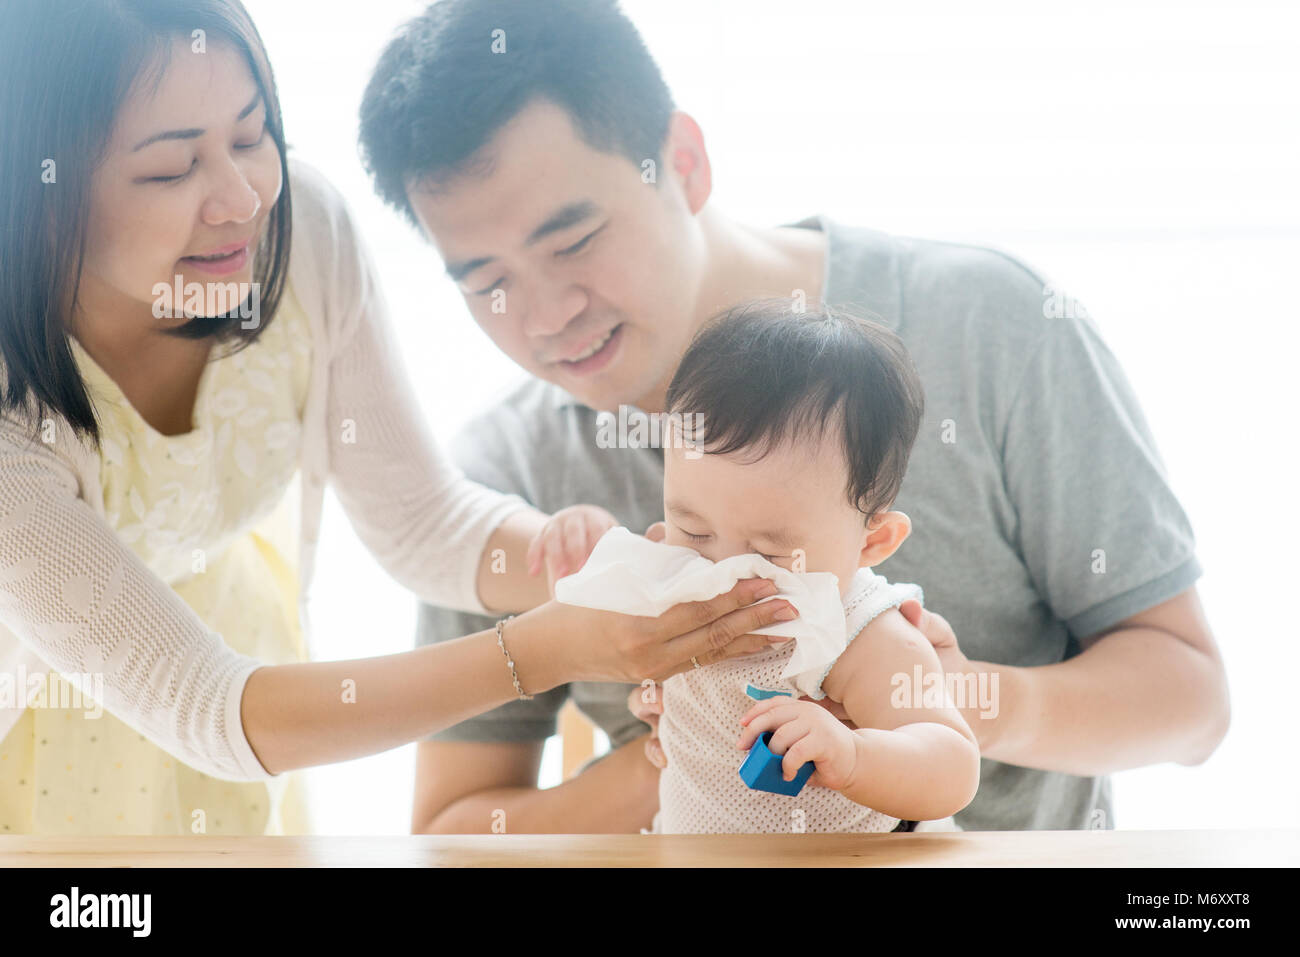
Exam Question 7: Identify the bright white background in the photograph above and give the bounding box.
[241,0,1300,833]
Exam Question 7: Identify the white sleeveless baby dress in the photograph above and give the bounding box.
[650,567,923,834]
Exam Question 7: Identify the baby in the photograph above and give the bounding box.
[530,297,979,833]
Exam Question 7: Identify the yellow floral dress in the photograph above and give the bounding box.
[0,286,315,835]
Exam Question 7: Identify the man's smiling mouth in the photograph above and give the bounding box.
[555,323,625,375]
[564,326,617,362]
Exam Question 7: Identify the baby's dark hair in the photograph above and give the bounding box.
[665,298,925,520]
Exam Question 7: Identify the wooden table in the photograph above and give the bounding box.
[2,829,1296,867]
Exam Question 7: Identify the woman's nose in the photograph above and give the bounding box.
[202,160,262,225]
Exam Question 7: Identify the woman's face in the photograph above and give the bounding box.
[80,37,282,326]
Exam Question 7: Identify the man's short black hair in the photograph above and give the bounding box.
[665,298,926,520]
[359,0,676,229]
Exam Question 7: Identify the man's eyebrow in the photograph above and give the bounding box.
[445,255,495,283]
[131,91,263,152]
[525,200,600,246]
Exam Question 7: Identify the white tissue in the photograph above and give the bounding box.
[554,526,848,698]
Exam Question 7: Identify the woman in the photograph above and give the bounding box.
[0,0,794,835]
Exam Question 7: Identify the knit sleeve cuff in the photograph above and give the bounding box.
[225,663,278,781]
[454,496,534,617]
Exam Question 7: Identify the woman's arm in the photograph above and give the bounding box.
[0,428,270,781]
[240,617,541,773]
[0,430,792,778]
[296,162,549,617]
[474,508,551,613]
[241,578,794,774]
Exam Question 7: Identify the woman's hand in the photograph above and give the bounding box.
[525,505,620,597]
[515,577,799,687]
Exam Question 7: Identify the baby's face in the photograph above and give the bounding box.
[662,429,876,598]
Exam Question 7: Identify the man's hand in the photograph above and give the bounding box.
[628,683,666,768]
[525,505,619,597]
[898,599,995,749]
[414,732,663,834]
[899,599,967,674]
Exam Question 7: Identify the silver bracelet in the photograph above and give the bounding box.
[495,615,533,701]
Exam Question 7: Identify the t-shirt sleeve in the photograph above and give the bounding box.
[0,425,273,782]
[1000,308,1202,639]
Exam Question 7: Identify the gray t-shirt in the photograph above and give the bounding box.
[416,216,1202,830]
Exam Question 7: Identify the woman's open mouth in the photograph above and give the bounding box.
[181,242,250,277]
[559,323,624,377]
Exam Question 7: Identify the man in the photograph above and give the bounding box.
[357,0,1228,833]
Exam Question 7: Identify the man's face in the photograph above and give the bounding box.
[408,99,707,413]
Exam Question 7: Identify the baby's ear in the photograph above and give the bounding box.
[859,510,911,567]
[645,521,667,543]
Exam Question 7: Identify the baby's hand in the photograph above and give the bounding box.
[737,697,860,792]
[526,505,620,597]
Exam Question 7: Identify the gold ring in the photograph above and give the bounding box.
[691,656,701,669]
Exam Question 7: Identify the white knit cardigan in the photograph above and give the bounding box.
[0,159,526,781]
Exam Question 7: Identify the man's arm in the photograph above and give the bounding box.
[412,388,664,832]
[911,586,1229,776]
[412,735,661,834]
[978,273,1225,778]
[410,397,585,830]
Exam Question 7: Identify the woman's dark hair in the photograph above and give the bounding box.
[0,0,293,447]
[359,0,675,229]
[665,298,926,520]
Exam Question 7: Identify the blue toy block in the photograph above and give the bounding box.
[739,731,815,796]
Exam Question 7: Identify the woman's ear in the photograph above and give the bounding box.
[859,510,911,567]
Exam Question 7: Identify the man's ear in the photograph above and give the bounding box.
[859,510,911,567]
[664,111,712,215]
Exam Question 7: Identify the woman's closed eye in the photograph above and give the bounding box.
[139,124,267,185]
[140,159,196,184]
[235,122,268,151]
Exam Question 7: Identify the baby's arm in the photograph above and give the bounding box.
[825,606,980,819]
[740,607,980,821]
